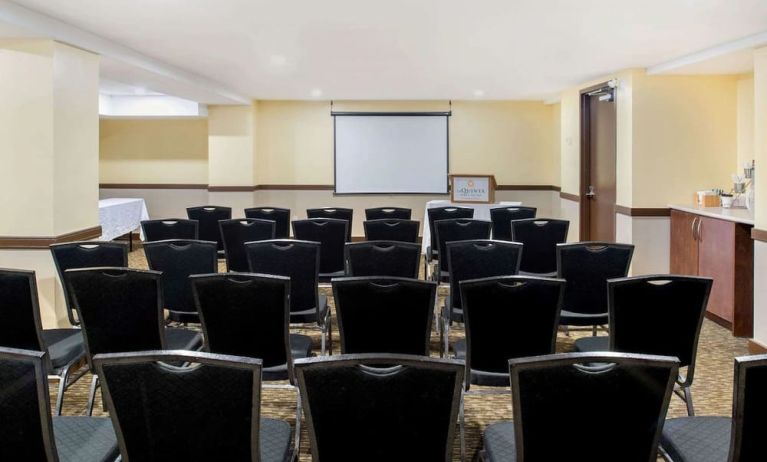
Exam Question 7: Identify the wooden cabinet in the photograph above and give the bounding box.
[670,209,753,337]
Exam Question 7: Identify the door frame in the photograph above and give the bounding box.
[579,81,616,241]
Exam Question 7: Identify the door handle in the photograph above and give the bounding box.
[697,218,702,242]
[691,217,698,240]
[586,185,596,198]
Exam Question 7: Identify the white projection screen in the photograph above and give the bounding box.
[334,114,449,194]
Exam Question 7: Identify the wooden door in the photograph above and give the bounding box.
[697,216,735,324]
[670,210,699,276]
[582,89,617,241]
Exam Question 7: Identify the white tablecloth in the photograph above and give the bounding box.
[421,200,521,254]
[98,198,150,241]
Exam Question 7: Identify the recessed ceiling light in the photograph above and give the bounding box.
[269,55,288,67]
[473,89,485,97]
[310,88,323,98]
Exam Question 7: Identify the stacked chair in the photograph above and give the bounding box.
[186,205,232,254]
[245,207,291,239]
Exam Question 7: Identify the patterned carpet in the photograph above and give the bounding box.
[51,247,749,461]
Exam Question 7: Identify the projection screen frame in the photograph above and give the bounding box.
[332,111,451,195]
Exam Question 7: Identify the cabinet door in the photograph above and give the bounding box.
[697,216,735,323]
[670,210,698,276]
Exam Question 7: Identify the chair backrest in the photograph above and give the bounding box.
[292,219,348,275]
[434,219,491,273]
[489,206,537,241]
[140,219,199,242]
[295,354,465,462]
[511,218,570,274]
[245,240,320,316]
[556,242,634,316]
[0,269,44,354]
[307,207,353,241]
[64,268,164,371]
[345,241,420,279]
[191,273,292,375]
[365,207,412,221]
[730,354,767,462]
[446,240,523,310]
[244,207,291,239]
[333,277,436,356]
[219,218,276,272]
[509,352,678,462]
[186,206,232,251]
[143,240,218,315]
[362,219,419,243]
[0,348,57,461]
[461,276,564,382]
[50,241,128,325]
[427,206,474,255]
[608,275,712,378]
[95,350,265,462]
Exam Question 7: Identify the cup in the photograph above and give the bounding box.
[721,195,734,208]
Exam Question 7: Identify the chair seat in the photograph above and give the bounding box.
[165,327,203,351]
[573,335,609,353]
[559,309,608,327]
[53,416,119,462]
[167,310,201,324]
[482,421,517,461]
[660,416,731,462]
[42,329,85,371]
[260,418,293,462]
[453,340,511,387]
[290,294,329,324]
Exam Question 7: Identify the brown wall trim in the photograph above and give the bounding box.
[255,184,336,191]
[559,192,580,202]
[496,184,561,191]
[0,225,102,250]
[748,339,767,355]
[207,186,257,192]
[752,228,767,242]
[99,183,208,190]
[614,206,671,217]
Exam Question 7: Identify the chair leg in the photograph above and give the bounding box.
[87,374,100,416]
[459,391,466,462]
[294,388,303,456]
[684,386,695,416]
[54,366,70,416]
[592,325,597,336]
[320,326,326,356]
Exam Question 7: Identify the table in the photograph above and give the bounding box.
[420,200,521,254]
[98,198,150,244]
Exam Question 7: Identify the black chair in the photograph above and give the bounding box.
[307,207,353,241]
[574,275,712,416]
[219,218,276,272]
[0,347,119,462]
[140,218,198,242]
[433,218,491,281]
[365,207,412,220]
[143,239,218,324]
[557,242,634,335]
[0,269,86,415]
[489,206,537,241]
[64,267,203,415]
[511,218,569,276]
[481,352,679,462]
[426,206,474,260]
[345,241,420,278]
[245,240,332,354]
[95,350,293,462]
[660,354,767,462]
[442,240,523,356]
[50,241,128,326]
[332,277,436,355]
[363,219,419,243]
[245,207,291,239]
[186,205,232,253]
[292,218,348,281]
[191,273,313,381]
[295,354,465,462]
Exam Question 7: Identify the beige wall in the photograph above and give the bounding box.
[100,118,208,184]
[738,74,755,171]
[209,105,255,186]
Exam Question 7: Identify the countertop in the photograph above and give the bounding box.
[668,204,754,226]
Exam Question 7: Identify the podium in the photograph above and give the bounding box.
[449,174,497,204]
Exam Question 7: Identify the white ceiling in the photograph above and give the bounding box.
[4,0,767,102]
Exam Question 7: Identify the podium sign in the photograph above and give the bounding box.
[449,174,496,204]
